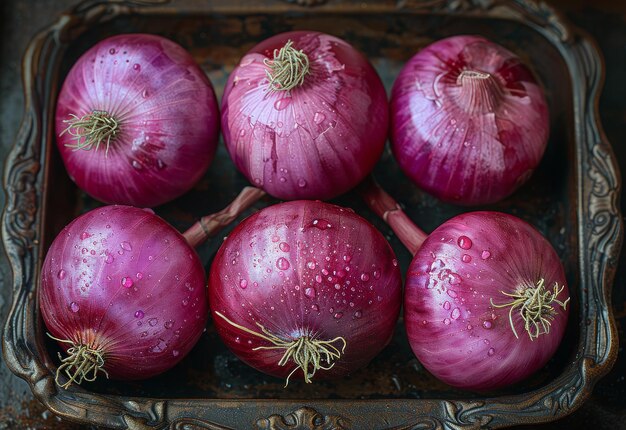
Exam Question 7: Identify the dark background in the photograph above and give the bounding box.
[0,0,624,428]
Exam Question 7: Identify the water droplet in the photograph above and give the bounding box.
[334,283,341,290]
[354,310,363,318]
[462,254,472,263]
[443,318,451,325]
[443,301,451,310]
[121,277,134,288]
[315,274,322,283]
[239,279,248,289]
[164,320,174,329]
[81,248,88,254]
[152,338,167,353]
[483,339,490,345]
[467,324,473,330]
[182,298,189,306]
[373,270,381,280]
[274,97,291,110]
[343,255,352,263]
[392,259,398,267]
[142,89,149,98]
[377,295,383,302]
[133,63,141,71]
[80,232,91,240]
[334,312,343,320]
[488,348,495,356]
[481,250,491,260]
[448,273,461,285]
[304,287,316,298]
[57,269,66,280]
[313,112,326,124]
[69,302,79,313]
[311,219,331,230]
[156,158,166,170]
[311,304,320,312]
[279,176,287,183]
[90,250,96,255]
[120,241,132,251]
[447,289,458,298]
[105,224,111,229]
[297,178,307,188]
[276,257,290,270]
[458,236,472,250]
[140,331,148,338]
[307,261,316,270]
[172,349,180,357]
[109,48,116,55]
[483,321,493,329]
[279,242,290,252]
[463,140,470,147]
[148,318,158,327]
[134,310,144,319]
[451,308,461,320]
[360,273,370,282]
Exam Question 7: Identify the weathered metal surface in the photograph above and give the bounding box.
[0,0,623,429]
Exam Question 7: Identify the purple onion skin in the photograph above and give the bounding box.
[391,35,549,205]
[40,206,208,380]
[209,200,402,381]
[55,34,220,207]
[405,211,569,391]
[221,31,389,200]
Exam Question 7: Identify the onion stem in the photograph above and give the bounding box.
[455,69,504,114]
[182,186,266,248]
[47,333,109,389]
[263,40,310,92]
[215,311,346,387]
[60,110,119,156]
[490,279,570,341]
[358,175,428,256]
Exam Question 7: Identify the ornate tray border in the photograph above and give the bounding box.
[2,0,621,428]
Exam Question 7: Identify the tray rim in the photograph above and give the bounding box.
[1,0,621,428]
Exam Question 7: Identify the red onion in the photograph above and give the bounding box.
[209,200,401,384]
[55,34,220,207]
[390,35,549,205]
[39,189,262,388]
[361,179,569,390]
[221,31,388,200]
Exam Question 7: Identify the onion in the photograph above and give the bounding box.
[361,178,569,390]
[55,33,220,207]
[221,31,388,200]
[40,189,262,387]
[390,35,549,205]
[208,200,402,384]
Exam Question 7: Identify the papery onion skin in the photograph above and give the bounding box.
[391,35,549,205]
[404,211,569,391]
[40,206,208,381]
[221,31,389,200]
[55,34,220,207]
[209,200,402,381]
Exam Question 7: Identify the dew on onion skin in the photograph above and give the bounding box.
[120,241,132,251]
[164,320,174,329]
[457,236,472,250]
[133,63,141,71]
[307,261,316,270]
[57,269,66,280]
[334,312,343,320]
[481,250,491,260]
[354,310,362,318]
[298,178,307,188]
[443,301,451,310]
[451,308,461,320]
[274,97,291,110]
[276,257,290,270]
[488,348,495,356]
[239,279,248,289]
[172,350,179,357]
[134,310,145,319]
[279,242,290,252]
[483,320,493,329]
[304,287,316,298]
[69,302,79,313]
[311,219,332,230]
[311,304,319,311]
[443,318,451,325]
[360,273,370,282]
[121,277,134,288]
[151,339,167,353]
[80,232,91,240]
[148,318,158,327]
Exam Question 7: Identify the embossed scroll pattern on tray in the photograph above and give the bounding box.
[1,0,620,429]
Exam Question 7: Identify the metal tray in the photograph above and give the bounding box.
[2,0,621,428]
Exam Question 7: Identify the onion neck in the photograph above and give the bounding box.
[47,333,109,389]
[358,176,428,256]
[455,70,504,115]
[215,311,346,387]
[60,110,120,155]
[490,279,570,341]
[264,40,310,92]
[182,187,266,248]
